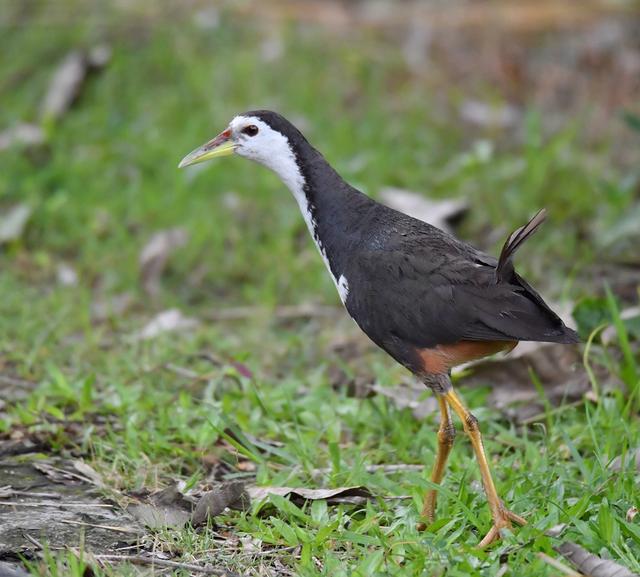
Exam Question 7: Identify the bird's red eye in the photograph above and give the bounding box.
[242,125,259,137]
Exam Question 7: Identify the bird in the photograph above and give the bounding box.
[179,110,579,547]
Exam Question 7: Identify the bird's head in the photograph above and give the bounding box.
[179,110,306,174]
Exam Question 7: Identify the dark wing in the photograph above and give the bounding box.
[345,212,578,350]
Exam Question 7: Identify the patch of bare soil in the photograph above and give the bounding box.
[0,459,143,560]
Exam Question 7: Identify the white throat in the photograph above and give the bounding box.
[230,115,347,302]
[230,115,310,229]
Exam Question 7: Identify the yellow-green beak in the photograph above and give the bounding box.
[178,129,235,168]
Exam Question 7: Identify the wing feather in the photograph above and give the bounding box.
[346,212,578,349]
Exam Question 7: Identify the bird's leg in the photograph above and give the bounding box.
[444,389,526,548]
[417,395,456,530]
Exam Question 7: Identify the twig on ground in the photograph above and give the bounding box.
[23,533,44,550]
[0,487,62,499]
[34,462,100,486]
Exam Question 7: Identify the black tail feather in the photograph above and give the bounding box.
[496,208,547,284]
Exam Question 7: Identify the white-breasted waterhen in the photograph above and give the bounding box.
[179,110,579,547]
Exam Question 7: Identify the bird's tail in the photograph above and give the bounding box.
[495,208,547,284]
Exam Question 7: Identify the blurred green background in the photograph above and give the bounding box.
[1,1,640,576]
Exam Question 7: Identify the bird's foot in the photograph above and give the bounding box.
[416,513,433,532]
[478,507,526,549]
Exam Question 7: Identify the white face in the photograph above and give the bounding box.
[229,116,286,163]
[228,115,304,194]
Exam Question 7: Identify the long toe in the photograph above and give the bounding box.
[477,508,527,549]
[478,524,503,549]
[505,508,527,526]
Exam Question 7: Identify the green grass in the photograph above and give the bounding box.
[1,2,639,575]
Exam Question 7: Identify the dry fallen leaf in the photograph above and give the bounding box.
[86,44,112,69]
[247,485,373,507]
[556,542,639,577]
[190,482,251,527]
[371,381,438,420]
[40,51,87,121]
[33,462,87,486]
[0,124,45,152]
[133,309,199,341]
[608,448,640,472]
[40,46,111,122]
[72,460,105,489]
[56,263,78,287]
[379,188,468,233]
[139,228,189,297]
[0,204,32,244]
[457,341,619,424]
[459,100,520,128]
[127,485,193,529]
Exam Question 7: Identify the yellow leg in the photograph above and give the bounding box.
[444,389,527,548]
[417,395,455,530]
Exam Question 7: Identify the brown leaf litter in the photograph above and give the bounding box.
[127,481,375,530]
[248,485,373,507]
[555,542,639,577]
[0,125,45,152]
[608,448,640,472]
[139,227,189,297]
[0,205,32,245]
[126,484,193,529]
[372,379,439,420]
[460,340,622,424]
[40,46,111,122]
[191,483,251,527]
[1,46,111,156]
[132,308,200,340]
[0,459,249,576]
[326,327,616,424]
